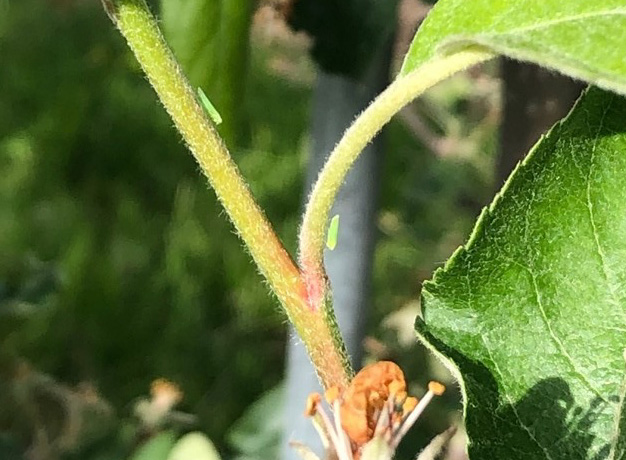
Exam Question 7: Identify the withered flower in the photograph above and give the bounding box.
[294,361,447,460]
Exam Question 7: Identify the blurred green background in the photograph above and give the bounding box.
[0,0,499,459]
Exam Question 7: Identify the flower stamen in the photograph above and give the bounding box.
[391,381,446,449]
[305,392,322,416]
[299,362,446,460]
[373,397,392,439]
[334,399,354,460]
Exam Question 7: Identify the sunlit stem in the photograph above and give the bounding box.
[299,49,495,282]
[105,0,350,389]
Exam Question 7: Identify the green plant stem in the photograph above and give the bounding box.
[105,0,351,389]
[299,49,495,284]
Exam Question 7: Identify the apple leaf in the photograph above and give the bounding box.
[401,2,626,95]
[167,432,222,460]
[418,87,626,458]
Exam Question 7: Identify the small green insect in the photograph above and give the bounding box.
[197,87,222,125]
[326,214,340,250]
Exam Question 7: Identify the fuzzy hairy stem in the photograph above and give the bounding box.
[104,0,351,389]
[299,49,495,282]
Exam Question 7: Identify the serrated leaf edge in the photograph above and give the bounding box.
[417,88,593,452]
[423,86,589,291]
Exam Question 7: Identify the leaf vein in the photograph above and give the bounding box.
[527,269,606,401]
[586,97,622,313]
[497,8,626,36]
[481,335,555,460]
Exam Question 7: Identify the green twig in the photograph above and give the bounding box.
[104,0,351,390]
[299,49,495,286]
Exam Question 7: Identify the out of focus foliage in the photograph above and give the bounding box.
[0,0,497,459]
[161,0,255,144]
[0,0,304,457]
[288,0,398,77]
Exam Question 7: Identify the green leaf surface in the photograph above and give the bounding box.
[419,87,626,459]
[167,432,222,460]
[160,0,254,144]
[227,384,284,460]
[401,2,626,95]
[160,0,220,83]
[129,431,177,460]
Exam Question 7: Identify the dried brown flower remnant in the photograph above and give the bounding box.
[301,361,446,460]
[340,361,407,444]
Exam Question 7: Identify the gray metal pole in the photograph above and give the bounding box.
[282,49,389,459]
